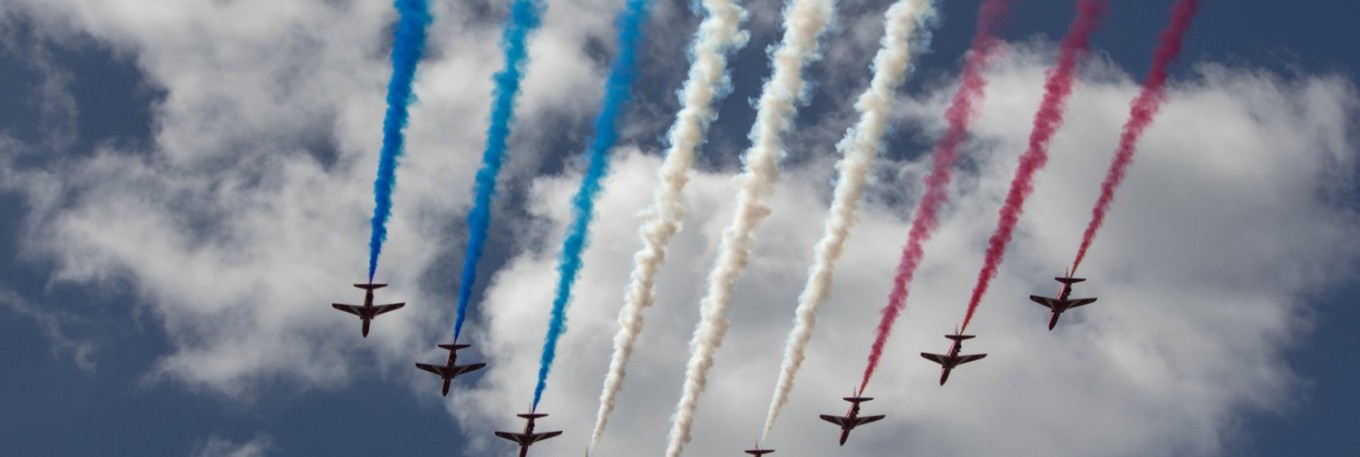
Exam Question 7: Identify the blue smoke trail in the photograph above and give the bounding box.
[367,0,433,282]
[533,0,653,411]
[453,0,545,342]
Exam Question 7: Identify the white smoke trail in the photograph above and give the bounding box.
[664,0,835,454]
[587,0,749,451]
[761,0,936,440]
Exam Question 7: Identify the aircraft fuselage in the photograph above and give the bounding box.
[938,342,964,384]
[839,402,864,444]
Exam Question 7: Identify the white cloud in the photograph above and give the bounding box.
[1,0,1357,455]
[191,434,274,457]
[0,0,651,398]
[448,47,1358,456]
[0,282,96,371]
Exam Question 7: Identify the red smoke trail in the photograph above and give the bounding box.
[859,0,1012,393]
[1070,0,1200,274]
[958,0,1106,333]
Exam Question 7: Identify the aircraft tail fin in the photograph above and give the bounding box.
[944,334,976,342]
[843,396,873,403]
[438,343,472,351]
[1055,276,1086,285]
[518,413,548,420]
[354,283,388,290]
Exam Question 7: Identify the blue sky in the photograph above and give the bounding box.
[1,0,1357,456]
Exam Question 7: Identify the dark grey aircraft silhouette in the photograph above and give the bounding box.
[1028,275,1097,330]
[331,282,404,337]
[744,442,775,455]
[415,343,485,396]
[495,413,562,457]
[819,395,885,445]
[920,330,987,385]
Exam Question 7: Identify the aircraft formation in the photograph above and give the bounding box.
[332,0,1201,454]
[333,268,1097,452]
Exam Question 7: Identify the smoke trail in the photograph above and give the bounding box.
[664,0,835,454]
[859,0,1011,393]
[588,0,749,450]
[1071,0,1200,273]
[533,0,653,411]
[367,0,433,282]
[956,0,1106,333]
[453,0,545,342]
[761,0,936,439]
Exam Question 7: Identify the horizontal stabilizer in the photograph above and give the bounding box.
[517,413,548,420]
[744,449,775,456]
[843,396,873,403]
[944,334,976,342]
[1055,276,1086,285]
[438,343,472,351]
[354,283,388,290]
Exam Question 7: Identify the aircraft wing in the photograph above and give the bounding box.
[332,304,362,316]
[529,431,562,443]
[415,363,445,376]
[819,414,849,427]
[1068,298,1097,309]
[372,303,405,316]
[1029,295,1058,309]
[920,353,948,365]
[851,415,885,427]
[494,431,531,445]
[956,354,987,365]
[455,363,487,376]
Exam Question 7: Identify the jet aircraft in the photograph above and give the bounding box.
[495,413,562,457]
[818,395,885,445]
[415,343,486,396]
[1028,275,1097,330]
[920,330,987,385]
[744,443,775,455]
[331,282,405,337]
